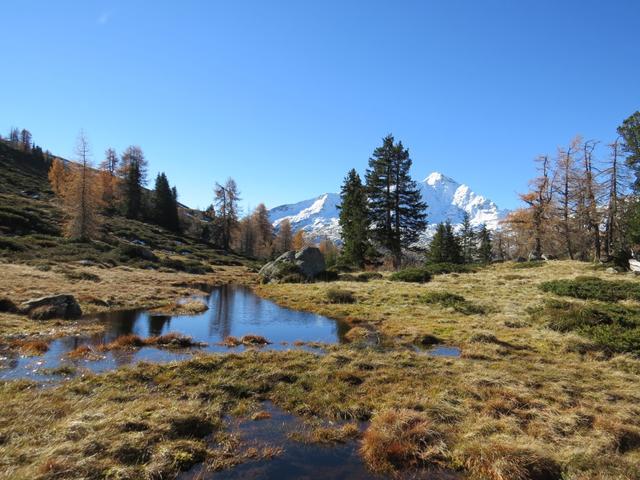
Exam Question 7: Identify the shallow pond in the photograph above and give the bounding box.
[181,402,463,480]
[0,285,350,381]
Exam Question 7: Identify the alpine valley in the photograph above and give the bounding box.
[268,171,508,244]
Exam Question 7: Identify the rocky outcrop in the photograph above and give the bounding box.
[259,247,326,282]
[19,294,82,320]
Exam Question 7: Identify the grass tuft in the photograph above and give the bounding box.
[326,288,356,304]
[360,408,448,473]
[540,276,640,302]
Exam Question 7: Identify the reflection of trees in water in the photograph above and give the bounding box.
[209,285,236,339]
[103,310,143,340]
[149,315,171,337]
[335,320,351,342]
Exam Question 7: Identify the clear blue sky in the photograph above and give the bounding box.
[1,1,638,212]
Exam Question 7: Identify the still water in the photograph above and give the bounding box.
[0,285,350,381]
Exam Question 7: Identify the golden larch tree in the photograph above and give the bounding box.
[63,131,102,240]
[48,158,69,196]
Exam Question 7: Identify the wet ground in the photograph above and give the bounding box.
[181,402,463,480]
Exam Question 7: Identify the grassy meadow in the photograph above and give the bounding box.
[0,260,639,479]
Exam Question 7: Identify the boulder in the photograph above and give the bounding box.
[605,267,618,274]
[19,294,82,320]
[630,259,640,273]
[259,247,326,282]
[294,247,326,278]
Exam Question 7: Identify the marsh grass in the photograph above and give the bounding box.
[536,300,640,354]
[326,288,356,304]
[540,276,640,302]
[421,291,487,315]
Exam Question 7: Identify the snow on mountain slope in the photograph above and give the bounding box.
[268,172,508,244]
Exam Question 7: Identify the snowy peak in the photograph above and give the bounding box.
[268,171,507,243]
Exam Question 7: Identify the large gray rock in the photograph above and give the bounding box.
[294,247,326,278]
[259,247,326,282]
[630,259,640,273]
[19,294,82,320]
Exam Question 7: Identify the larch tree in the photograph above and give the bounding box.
[275,218,293,253]
[292,229,307,250]
[63,131,101,240]
[214,178,240,251]
[253,203,273,257]
[118,146,148,219]
[602,139,630,258]
[99,148,119,211]
[577,140,602,260]
[553,138,580,259]
[48,158,69,196]
[518,155,555,259]
[365,135,427,268]
[338,169,370,268]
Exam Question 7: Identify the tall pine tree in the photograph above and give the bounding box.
[119,146,147,219]
[153,172,180,232]
[338,169,370,268]
[365,135,427,268]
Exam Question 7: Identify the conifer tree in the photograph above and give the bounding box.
[426,222,462,264]
[459,212,476,263]
[48,158,68,196]
[292,230,307,250]
[99,148,119,211]
[618,111,640,190]
[477,224,492,263]
[338,169,370,268]
[275,218,293,253]
[118,146,148,219]
[214,178,240,250]
[365,135,427,268]
[153,172,180,232]
[63,131,101,240]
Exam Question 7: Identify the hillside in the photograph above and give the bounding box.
[268,171,508,244]
[0,141,250,271]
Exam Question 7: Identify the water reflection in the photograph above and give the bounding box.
[0,285,348,381]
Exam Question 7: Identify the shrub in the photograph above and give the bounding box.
[118,243,158,262]
[390,268,432,283]
[357,272,383,281]
[360,409,447,473]
[540,276,640,302]
[326,288,356,304]
[280,273,305,283]
[537,300,640,354]
[422,291,487,315]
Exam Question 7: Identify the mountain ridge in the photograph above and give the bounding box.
[268,171,508,244]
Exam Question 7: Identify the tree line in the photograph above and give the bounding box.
[500,111,640,266]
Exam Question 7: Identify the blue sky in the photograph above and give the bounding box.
[1,1,638,212]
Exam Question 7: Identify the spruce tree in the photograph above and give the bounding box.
[119,146,147,219]
[459,212,476,263]
[426,221,462,264]
[365,135,427,268]
[153,173,180,232]
[338,169,370,268]
[477,224,492,263]
[618,111,640,190]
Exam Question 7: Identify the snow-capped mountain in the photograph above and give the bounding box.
[268,172,508,244]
